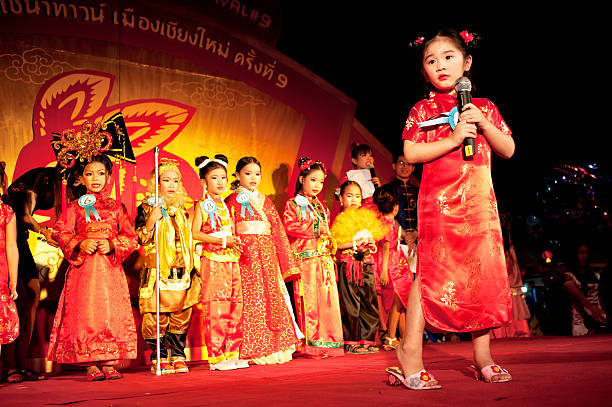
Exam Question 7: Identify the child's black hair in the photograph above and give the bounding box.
[75,154,113,175]
[373,186,399,216]
[409,28,480,97]
[195,154,229,179]
[230,156,261,190]
[349,142,373,167]
[339,180,362,198]
[294,157,326,196]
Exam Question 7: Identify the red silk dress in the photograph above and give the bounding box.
[402,92,512,332]
[197,194,243,364]
[225,188,300,363]
[47,190,138,364]
[283,195,344,357]
[0,204,19,345]
[375,216,414,309]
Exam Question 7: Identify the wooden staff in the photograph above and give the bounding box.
[154,147,161,376]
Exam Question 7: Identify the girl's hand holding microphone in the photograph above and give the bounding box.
[450,119,477,148]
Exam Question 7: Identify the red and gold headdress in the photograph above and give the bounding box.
[51,121,112,170]
[51,112,136,171]
[299,159,328,176]
[50,112,136,222]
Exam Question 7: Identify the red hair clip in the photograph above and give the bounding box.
[415,36,424,45]
[299,159,327,176]
[460,30,474,44]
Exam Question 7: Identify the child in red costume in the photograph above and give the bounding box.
[389,28,514,389]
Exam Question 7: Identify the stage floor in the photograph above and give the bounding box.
[2,335,611,406]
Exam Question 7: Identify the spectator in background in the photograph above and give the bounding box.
[563,243,607,335]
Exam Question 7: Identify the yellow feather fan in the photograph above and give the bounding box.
[331,207,389,245]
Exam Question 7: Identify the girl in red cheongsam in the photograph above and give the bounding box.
[225,157,300,365]
[388,28,515,390]
[0,164,19,353]
[283,157,343,358]
[48,155,138,381]
[192,154,245,371]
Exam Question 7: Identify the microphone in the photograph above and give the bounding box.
[367,163,378,188]
[455,77,475,160]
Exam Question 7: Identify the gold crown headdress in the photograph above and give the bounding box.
[158,158,182,178]
[51,121,112,170]
[51,112,136,171]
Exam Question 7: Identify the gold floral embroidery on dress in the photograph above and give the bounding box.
[457,165,474,206]
[485,230,503,258]
[464,256,482,303]
[405,115,418,131]
[430,234,446,263]
[497,277,512,306]
[440,281,459,311]
[489,188,498,213]
[437,193,450,215]
[456,220,473,238]
[464,316,483,330]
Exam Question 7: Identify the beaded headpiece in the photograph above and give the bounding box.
[51,112,136,171]
[51,121,112,170]
[299,159,327,176]
[158,158,182,178]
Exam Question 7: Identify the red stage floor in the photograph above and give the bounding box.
[2,335,611,406]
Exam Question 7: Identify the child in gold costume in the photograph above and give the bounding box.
[135,158,201,374]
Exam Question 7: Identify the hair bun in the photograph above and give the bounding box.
[214,154,229,164]
[195,156,209,167]
[297,157,310,167]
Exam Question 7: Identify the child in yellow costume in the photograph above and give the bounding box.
[331,181,388,354]
[135,158,201,374]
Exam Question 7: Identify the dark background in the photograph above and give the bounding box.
[275,3,606,216]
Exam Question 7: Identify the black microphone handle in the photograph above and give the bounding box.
[457,90,475,159]
[368,166,379,189]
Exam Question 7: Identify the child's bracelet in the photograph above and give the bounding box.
[352,240,357,251]
[221,235,227,249]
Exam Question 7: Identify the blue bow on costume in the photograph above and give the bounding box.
[236,191,254,218]
[200,199,218,229]
[147,196,169,218]
[418,106,459,130]
[295,195,314,219]
[78,194,101,223]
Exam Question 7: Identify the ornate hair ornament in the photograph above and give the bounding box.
[198,158,228,169]
[299,159,327,176]
[51,120,112,170]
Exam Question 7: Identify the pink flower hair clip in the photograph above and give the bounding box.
[409,36,425,48]
[460,30,474,45]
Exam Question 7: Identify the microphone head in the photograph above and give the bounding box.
[366,163,374,169]
[455,76,472,93]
